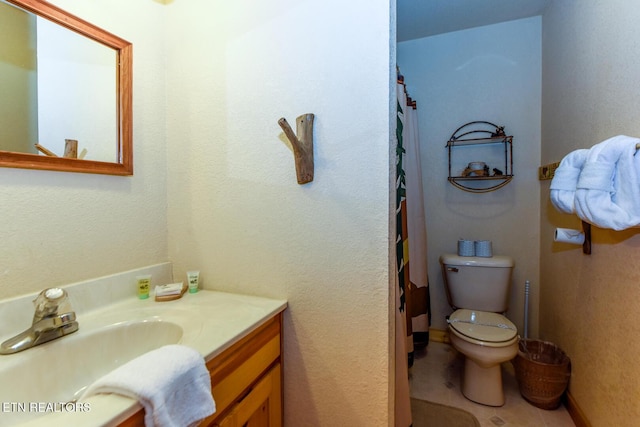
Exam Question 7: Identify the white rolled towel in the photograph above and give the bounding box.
[550,149,589,213]
[81,344,215,427]
[575,135,640,230]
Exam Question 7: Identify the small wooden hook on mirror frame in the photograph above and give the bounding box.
[278,114,314,185]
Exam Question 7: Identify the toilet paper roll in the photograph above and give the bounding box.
[554,228,585,245]
[458,239,475,257]
[474,240,493,257]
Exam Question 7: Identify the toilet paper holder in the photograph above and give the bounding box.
[582,220,591,255]
[554,221,591,255]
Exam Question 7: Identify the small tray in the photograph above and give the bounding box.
[155,283,188,302]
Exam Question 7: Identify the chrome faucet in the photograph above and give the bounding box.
[0,288,79,355]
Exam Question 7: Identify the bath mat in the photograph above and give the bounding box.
[410,398,480,427]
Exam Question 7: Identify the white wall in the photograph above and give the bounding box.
[397,17,542,336]
[0,0,168,300]
[164,1,394,425]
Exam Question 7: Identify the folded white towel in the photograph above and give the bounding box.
[550,149,589,213]
[575,135,640,230]
[155,283,184,297]
[81,344,215,427]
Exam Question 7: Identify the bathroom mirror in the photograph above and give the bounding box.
[0,0,132,175]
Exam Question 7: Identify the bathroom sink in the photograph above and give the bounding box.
[0,319,182,425]
[0,273,287,427]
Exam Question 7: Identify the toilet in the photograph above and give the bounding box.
[440,253,519,407]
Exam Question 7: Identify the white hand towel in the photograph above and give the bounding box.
[550,149,589,213]
[575,135,640,230]
[81,344,215,427]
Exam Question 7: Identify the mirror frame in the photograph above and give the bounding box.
[0,0,132,175]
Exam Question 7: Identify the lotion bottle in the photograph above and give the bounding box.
[187,271,200,293]
[136,275,151,299]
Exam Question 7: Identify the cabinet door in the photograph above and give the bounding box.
[236,364,281,427]
[212,411,235,427]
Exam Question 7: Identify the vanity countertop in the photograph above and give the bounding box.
[8,290,287,427]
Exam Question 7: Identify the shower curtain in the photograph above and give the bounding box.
[395,71,430,427]
[396,72,430,362]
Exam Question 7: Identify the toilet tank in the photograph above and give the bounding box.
[439,253,514,313]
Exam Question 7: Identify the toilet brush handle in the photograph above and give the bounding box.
[524,280,530,340]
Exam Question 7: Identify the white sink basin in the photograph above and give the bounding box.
[0,319,182,426]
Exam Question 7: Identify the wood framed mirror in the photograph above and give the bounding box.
[0,0,132,175]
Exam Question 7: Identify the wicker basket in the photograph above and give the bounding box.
[512,339,571,410]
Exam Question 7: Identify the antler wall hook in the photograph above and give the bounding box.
[278,113,314,184]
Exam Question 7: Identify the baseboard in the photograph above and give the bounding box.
[564,391,591,427]
[428,328,449,344]
[430,328,591,427]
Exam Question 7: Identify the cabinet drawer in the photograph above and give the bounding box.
[202,315,281,425]
[212,364,281,427]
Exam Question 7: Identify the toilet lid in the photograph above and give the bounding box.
[448,309,517,343]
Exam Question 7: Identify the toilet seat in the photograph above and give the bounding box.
[448,309,518,347]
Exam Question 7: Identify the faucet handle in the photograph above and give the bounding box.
[44,288,64,300]
[32,288,72,322]
[32,312,77,333]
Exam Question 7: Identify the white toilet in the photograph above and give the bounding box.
[440,253,519,407]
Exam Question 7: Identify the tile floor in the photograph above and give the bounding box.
[409,341,576,427]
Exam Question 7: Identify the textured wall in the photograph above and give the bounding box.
[164,1,393,425]
[397,18,542,337]
[0,0,168,300]
[541,1,640,425]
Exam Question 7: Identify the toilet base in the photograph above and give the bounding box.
[461,357,505,407]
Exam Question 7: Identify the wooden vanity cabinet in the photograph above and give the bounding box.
[210,364,281,427]
[119,313,283,427]
[203,313,282,427]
